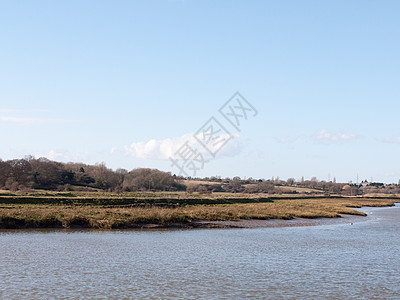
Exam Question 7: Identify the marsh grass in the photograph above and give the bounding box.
[0,190,344,201]
[0,197,396,229]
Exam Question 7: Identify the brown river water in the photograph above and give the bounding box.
[1,204,399,299]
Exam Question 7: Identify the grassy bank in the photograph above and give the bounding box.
[0,196,396,229]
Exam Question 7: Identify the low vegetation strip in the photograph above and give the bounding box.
[0,197,396,229]
[2,191,397,207]
[0,196,274,206]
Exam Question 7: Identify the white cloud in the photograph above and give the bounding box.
[0,109,19,113]
[273,135,304,144]
[0,115,82,125]
[274,130,357,145]
[47,150,67,160]
[380,136,400,144]
[0,116,42,125]
[44,150,88,162]
[0,109,47,113]
[0,149,89,163]
[0,109,84,125]
[314,129,357,143]
[124,132,242,160]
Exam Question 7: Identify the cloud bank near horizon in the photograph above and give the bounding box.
[123,132,242,160]
[314,129,357,143]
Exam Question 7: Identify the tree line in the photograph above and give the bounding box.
[185,176,399,195]
[0,156,185,192]
[1,156,397,195]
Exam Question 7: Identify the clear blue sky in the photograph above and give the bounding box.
[1,0,400,183]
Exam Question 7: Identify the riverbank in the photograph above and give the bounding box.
[0,197,397,229]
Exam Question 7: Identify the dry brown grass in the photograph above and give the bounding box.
[0,198,396,229]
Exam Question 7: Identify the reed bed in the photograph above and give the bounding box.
[0,197,396,229]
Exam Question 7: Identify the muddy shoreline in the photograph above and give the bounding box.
[0,214,367,230]
[191,214,365,229]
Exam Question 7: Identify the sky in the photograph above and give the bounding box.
[1,0,400,183]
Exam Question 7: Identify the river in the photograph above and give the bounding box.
[1,204,399,299]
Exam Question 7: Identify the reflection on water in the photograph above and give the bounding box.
[1,204,399,299]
